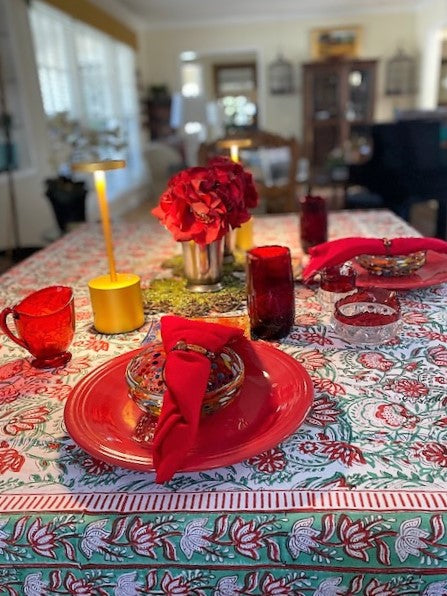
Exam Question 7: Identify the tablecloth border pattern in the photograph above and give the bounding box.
[1,489,447,514]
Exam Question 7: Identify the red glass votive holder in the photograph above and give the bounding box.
[333,288,401,345]
[246,245,295,340]
[319,263,356,307]
[299,194,328,254]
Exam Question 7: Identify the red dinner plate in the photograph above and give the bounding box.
[354,251,447,290]
[64,341,313,473]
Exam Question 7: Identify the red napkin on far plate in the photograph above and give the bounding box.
[302,236,447,282]
[152,315,245,483]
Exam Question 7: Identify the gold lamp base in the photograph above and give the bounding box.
[88,273,145,334]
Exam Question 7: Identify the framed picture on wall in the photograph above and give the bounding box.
[311,26,362,60]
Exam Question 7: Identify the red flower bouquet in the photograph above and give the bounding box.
[152,157,258,245]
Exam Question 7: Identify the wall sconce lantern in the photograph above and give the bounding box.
[268,54,294,94]
[385,48,417,96]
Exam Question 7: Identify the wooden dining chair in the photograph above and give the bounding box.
[198,130,300,213]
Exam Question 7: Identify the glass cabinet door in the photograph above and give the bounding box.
[312,69,340,119]
[347,65,374,122]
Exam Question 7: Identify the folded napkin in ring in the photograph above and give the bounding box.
[302,236,447,282]
[152,315,245,483]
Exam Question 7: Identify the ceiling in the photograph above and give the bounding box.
[91,0,424,30]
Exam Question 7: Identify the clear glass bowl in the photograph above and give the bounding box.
[126,342,245,417]
[357,251,426,276]
[333,289,401,345]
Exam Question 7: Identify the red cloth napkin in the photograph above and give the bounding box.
[302,236,447,282]
[152,315,245,483]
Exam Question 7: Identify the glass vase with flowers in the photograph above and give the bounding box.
[152,157,258,292]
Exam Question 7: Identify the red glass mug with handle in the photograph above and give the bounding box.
[0,285,75,368]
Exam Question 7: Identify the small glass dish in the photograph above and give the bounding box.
[125,342,245,418]
[333,288,401,345]
[357,251,426,276]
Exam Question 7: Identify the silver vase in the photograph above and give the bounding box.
[223,228,236,264]
[182,238,224,292]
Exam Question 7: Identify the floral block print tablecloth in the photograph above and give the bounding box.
[0,210,447,594]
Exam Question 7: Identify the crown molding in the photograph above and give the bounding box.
[89,0,423,31]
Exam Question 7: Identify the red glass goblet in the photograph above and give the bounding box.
[299,194,328,254]
[247,245,295,340]
[0,286,75,368]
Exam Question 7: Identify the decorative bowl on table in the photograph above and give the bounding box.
[125,342,245,418]
[333,288,401,345]
[356,251,426,276]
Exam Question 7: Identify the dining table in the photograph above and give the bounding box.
[0,209,446,594]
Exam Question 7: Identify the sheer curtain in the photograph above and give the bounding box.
[29,1,145,200]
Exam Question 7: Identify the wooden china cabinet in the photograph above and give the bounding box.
[302,59,377,167]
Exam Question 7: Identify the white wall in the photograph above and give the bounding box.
[416,0,447,108]
[137,10,418,141]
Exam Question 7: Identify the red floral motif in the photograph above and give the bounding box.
[358,352,394,371]
[229,517,264,560]
[294,349,327,371]
[295,313,318,326]
[364,579,396,596]
[301,332,333,346]
[41,381,72,401]
[81,457,114,475]
[152,159,257,244]
[337,514,394,565]
[64,573,98,595]
[128,516,178,560]
[311,379,346,398]
[295,287,314,299]
[402,312,429,324]
[0,360,25,381]
[306,395,340,427]
[320,441,366,466]
[0,441,24,474]
[248,448,286,473]
[405,362,419,371]
[416,442,447,467]
[386,378,428,398]
[3,405,50,435]
[375,404,419,429]
[427,345,447,367]
[128,518,161,558]
[160,572,205,595]
[0,376,28,403]
[27,518,57,558]
[421,330,447,342]
[73,337,110,352]
[76,310,94,321]
[319,474,350,489]
[259,572,295,595]
[298,442,319,454]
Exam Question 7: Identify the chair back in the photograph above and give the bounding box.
[199,131,299,213]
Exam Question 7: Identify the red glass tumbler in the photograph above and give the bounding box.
[0,286,75,368]
[299,194,328,253]
[320,264,356,293]
[247,245,295,340]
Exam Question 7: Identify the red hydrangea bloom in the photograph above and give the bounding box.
[152,158,258,245]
